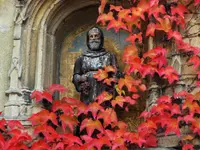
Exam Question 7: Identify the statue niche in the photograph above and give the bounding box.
[60,26,143,131]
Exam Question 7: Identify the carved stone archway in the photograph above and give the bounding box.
[4,0,100,119]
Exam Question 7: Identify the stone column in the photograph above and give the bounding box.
[146,36,160,110]
[4,0,30,119]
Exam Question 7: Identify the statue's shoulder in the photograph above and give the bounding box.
[74,55,84,64]
[76,55,84,59]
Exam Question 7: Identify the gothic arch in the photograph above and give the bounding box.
[20,0,99,90]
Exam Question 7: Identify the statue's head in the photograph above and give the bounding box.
[87,27,104,51]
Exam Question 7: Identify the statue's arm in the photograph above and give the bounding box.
[72,56,83,92]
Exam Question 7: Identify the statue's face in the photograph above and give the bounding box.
[88,28,101,50]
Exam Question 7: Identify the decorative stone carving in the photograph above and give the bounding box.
[14,0,28,25]
[171,52,186,93]
[4,0,28,119]
[171,52,182,75]
[8,57,22,78]
[18,88,32,119]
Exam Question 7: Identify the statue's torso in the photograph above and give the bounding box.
[81,52,112,73]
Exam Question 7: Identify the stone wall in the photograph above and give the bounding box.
[0,0,15,111]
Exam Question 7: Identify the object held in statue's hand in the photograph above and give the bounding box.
[80,82,90,95]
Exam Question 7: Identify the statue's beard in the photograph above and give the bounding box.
[88,40,101,50]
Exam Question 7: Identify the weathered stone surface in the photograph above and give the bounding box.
[0,0,15,112]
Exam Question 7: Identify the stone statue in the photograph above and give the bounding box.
[72,27,118,105]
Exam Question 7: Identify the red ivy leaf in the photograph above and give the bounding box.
[7,120,24,130]
[31,90,52,103]
[157,96,171,104]
[103,78,116,86]
[148,5,166,18]
[110,5,123,11]
[165,118,180,137]
[188,55,200,69]
[191,119,200,135]
[86,102,104,119]
[156,18,171,32]
[80,118,104,136]
[150,0,159,7]
[98,0,108,14]
[183,114,195,124]
[118,9,130,21]
[158,66,179,84]
[48,84,68,94]
[171,4,188,18]
[195,0,200,5]
[28,110,57,126]
[145,135,157,147]
[52,100,73,116]
[167,30,182,42]
[0,119,7,131]
[42,91,53,103]
[94,69,108,81]
[104,65,116,73]
[171,104,181,116]
[146,23,156,36]
[60,115,78,133]
[31,90,43,101]
[143,46,167,59]
[125,32,142,45]
[182,144,194,150]
[125,132,146,147]
[122,45,138,63]
[139,84,146,91]
[31,140,50,150]
[112,96,127,108]
[33,124,58,137]
[97,108,118,127]
[97,12,114,26]
[139,110,150,119]
[0,134,5,149]
[95,91,113,104]
[61,133,82,147]
[61,97,82,106]
[107,19,127,32]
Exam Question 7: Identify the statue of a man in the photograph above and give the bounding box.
[72,27,118,105]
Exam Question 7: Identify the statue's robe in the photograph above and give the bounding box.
[72,49,118,105]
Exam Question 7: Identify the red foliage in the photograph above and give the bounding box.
[0,0,200,149]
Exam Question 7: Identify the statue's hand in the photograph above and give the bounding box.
[80,74,87,82]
